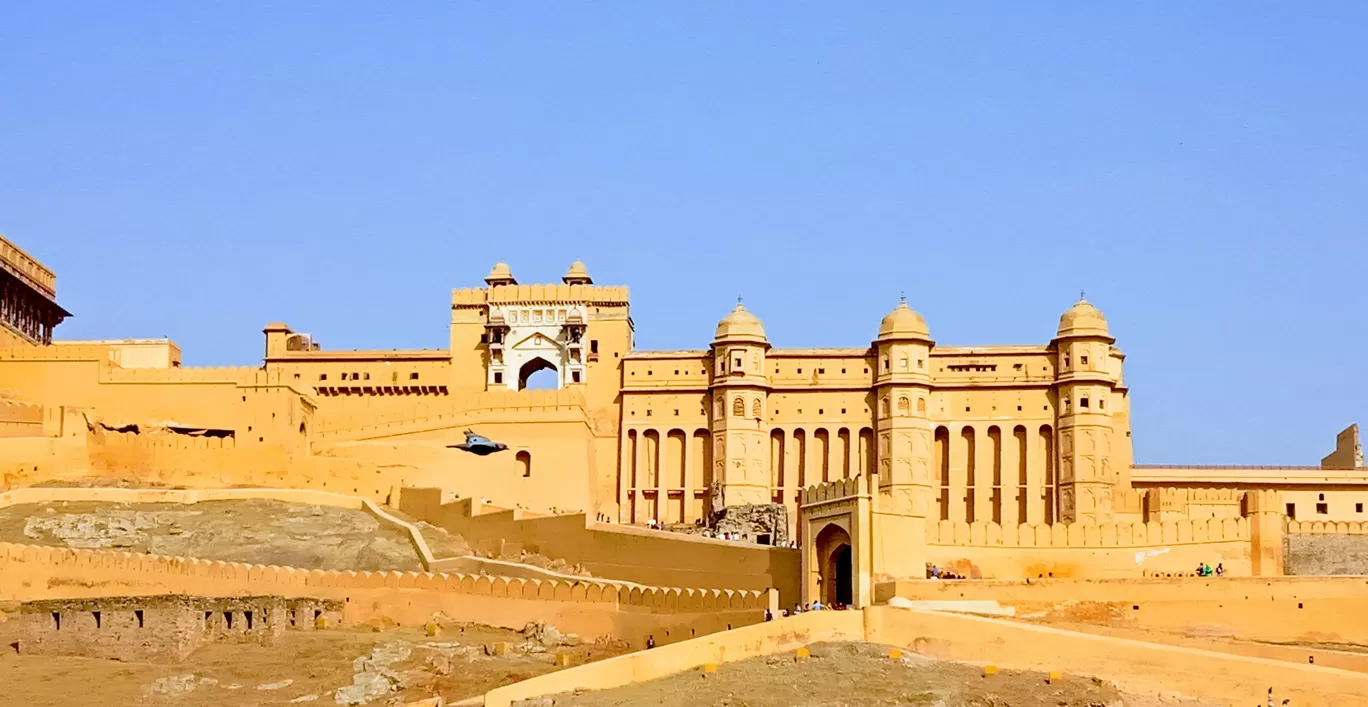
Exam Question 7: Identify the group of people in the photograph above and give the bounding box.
[925,564,965,580]
[1196,562,1224,577]
[635,519,801,548]
[763,601,850,621]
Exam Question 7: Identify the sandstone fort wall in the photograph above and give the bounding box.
[484,606,1368,707]
[1285,520,1368,576]
[400,490,802,607]
[0,542,771,649]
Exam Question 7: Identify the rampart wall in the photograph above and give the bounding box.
[925,516,1251,578]
[0,542,771,650]
[400,491,802,607]
[878,576,1368,645]
[1285,520,1368,576]
[483,606,1368,707]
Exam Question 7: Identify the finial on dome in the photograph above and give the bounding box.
[900,291,906,304]
[1080,289,1087,300]
[737,295,743,305]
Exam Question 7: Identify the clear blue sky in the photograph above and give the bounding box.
[2,3,1365,465]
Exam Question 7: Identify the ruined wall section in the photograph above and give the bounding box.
[1285,520,1368,575]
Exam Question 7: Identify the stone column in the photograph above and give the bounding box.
[1244,489,1285,577]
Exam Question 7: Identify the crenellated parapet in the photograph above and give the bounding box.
[927,517,1249,548]
[800,475,866,507]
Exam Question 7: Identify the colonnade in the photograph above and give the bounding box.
[933,424,1057,525]
[618,423,1060,528]
[1,276,61,344]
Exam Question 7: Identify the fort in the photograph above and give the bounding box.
[1,231,1367,705]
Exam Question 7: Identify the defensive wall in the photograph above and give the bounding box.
[399,490,802,607]
[481,606,1368,707]
[0,541,772,650]
[925,516,1252,579]
[877,575,1368,645]
[1285,519,1368,576]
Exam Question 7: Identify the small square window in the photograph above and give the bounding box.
[797,368,803,374]
[493,372,503,384]
[410,372,419,380]
[1316,502,1329,515]
[1080,355,1089,365]
[647,370,653,376]
[841,368,846,374]
[965,407,971,412]
[917,359,924,369]
[674,369,679,375]
[734,359,742,368]
[863,368,869,374]
[646,410,652,417]
[1080,397,1089,408]
[840,408,846,414]
[572,371,582,383]
[1099,399,1106,409]
[319,374,327,381]
[1017,405,1022,411]
[673,409,679,416]
[818,368,825,374]
[818,409,824,415]
[292,373,299,380]
[1357,503,1364,513]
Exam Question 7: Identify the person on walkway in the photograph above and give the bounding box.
[1215,563,1224,577]
[646,635,656,649]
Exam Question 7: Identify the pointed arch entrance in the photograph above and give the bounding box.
[518,357,558,390]
[814,523,853,606]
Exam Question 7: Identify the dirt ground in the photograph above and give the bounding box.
[529,641,1220,707]
[0,498,472,571]
[0,620,629,707]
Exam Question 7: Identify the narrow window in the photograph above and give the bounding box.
[572,371,582,383]
[1080,397,1089,409]
[363,372,370,380]
[1064,355,1070,367]
[917,359,924,369]
[882,358,889,372]
[52,612,60,630]
[135,610,144,628]
[517,451,532,477]
[590,340,599,354]
[1357,503,1364,514]
[1099,399,1106,410]
[1286,503,1296,519]
[734,358,742,368]
[245,611,254,630]
[93,611,101,629]
[493,372,503,384]
[732,398,744,416]
[225,612,234,629]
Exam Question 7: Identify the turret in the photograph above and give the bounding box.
[1052,295,1121,523]
[708,299,772,509]
[871,296,936,577]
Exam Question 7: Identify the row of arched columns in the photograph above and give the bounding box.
[618,423,1062,528]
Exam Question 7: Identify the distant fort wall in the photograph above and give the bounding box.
[0,542,772,650]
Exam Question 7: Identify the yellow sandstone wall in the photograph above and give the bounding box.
[400,491,802,606]
[484,606,1368,707]
[878,576,1368,645]
[924,517,1252,579]
[0,542,770,650]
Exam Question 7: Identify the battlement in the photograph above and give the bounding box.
[452,284,630,307]
[927,517,1250,547]
[802,476,866,505]
[0,235,57,298]
[1288,520,1368,535]
[0,541,771,613]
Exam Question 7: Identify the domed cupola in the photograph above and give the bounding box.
[713,299,768,345]
[484,262,517,287]
[876,295,931,342]
[1056,294,1111,339]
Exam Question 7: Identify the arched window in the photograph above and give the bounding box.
[880,396,890,416]
[752,399,762,418]
[516,451,532,478]
[715,395,724,417]
[916,398,926,415]
[897,396,910,415]
[732,397,745,417]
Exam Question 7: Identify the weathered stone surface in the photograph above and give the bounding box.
[1285,534,1368,575]
[710,503,789,545]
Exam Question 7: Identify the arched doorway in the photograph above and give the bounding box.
[814,523,853,607]
[518,357,558,390]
